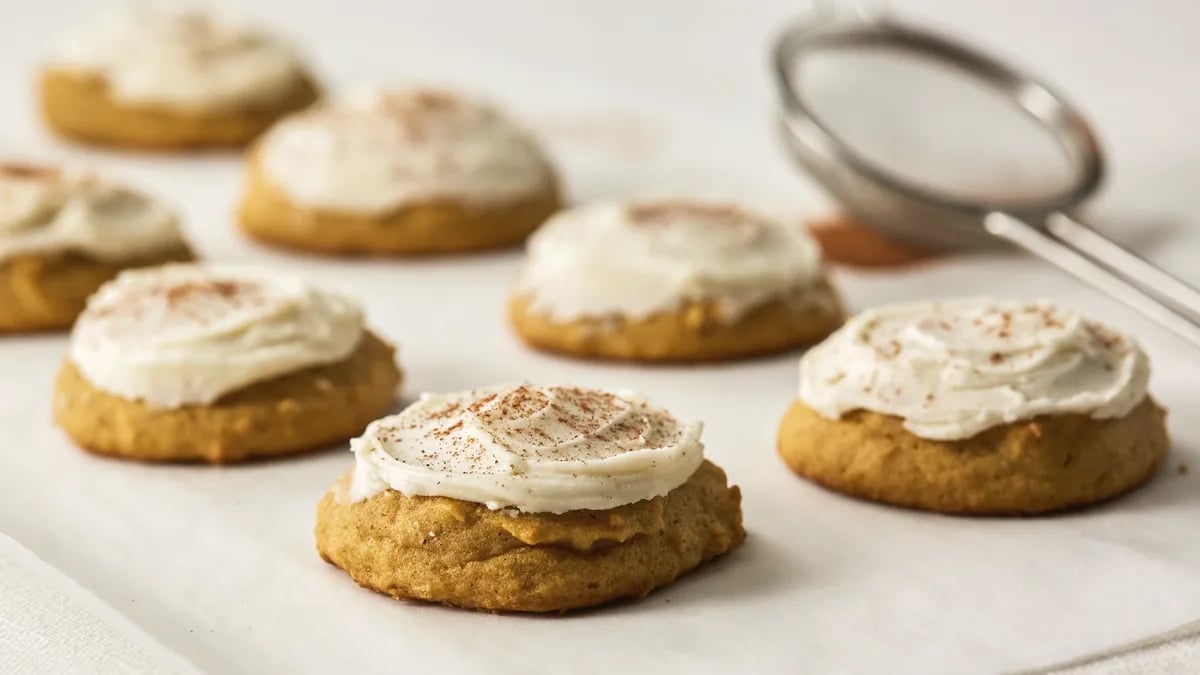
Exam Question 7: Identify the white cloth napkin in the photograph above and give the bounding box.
[1022,621,1200,675]
[0,533,200,675]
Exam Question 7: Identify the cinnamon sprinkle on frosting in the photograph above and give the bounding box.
[347,384,704,514]
[69,264,363,408]
[259,87,552,213]
[54,6,306,112]
[799,297,1150,440]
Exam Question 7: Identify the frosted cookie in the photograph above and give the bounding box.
[777,298,1169,515]
[509,200,843,362]
[54,265,401,463]
[238,88,562,255]
[316,384,744,612]
[0,164,193,332]
[40,6,319,149]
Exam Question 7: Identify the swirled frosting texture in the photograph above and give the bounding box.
[258,88,554,213]
[348,384,705,513]
[516,200,828,321]
[0,164,183,262]
[70,264,363,408]
[53,7,305,111]
[799,298,1150,440]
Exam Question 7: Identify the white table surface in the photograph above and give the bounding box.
[2,1,1199,673]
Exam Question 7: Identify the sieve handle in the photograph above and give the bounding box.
[1045,212,1200,319]
[984,212,1200,347]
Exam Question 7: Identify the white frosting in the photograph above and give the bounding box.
[348,384,705,514]
[53,6,305,111]
[516,200,828,321]
[70,264,364,408]
[799,298,1150,440]
[0,165,184,262]
[257,88,553,213]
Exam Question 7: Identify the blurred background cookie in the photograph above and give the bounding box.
[0,163,192,332]
[510,199,843,362]
[39,6,319,149]
[54,264,401,463]
[238,87,561,254]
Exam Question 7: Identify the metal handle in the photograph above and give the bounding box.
[984,211,1200,348]
[1046,212,1200,319]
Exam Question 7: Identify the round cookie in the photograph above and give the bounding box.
[509,200,843,362]
[56,332,399,464]
[40,70,318,150]
[317,460,743,612]
[40,7,318,149]
[0,164,193,332]
[778,398,1167,515]
[53,265,401,464]
[509,284,842,363]
[238,89,562,255]
[776,298,1170,515]
[316,385,744,612]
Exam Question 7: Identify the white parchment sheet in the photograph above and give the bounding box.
[2,1,1199,673]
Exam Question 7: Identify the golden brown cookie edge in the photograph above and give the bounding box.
[315,460,745,612]
[236,148,563,256]
[0,245,195,333]
[776,397,1169,515]
[39,68,320,150]
[53,330,401,464]
[507,284,844,364]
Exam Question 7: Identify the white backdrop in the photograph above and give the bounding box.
[1,1,1199,673]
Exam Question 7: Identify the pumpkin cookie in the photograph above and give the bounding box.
[777,298,1169,515]
[0,163,192,332]
[238,88,562,255]
[40,7,318,149]
[509,200,843,362]
[316,384,744,612]
[54,264,402,463]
